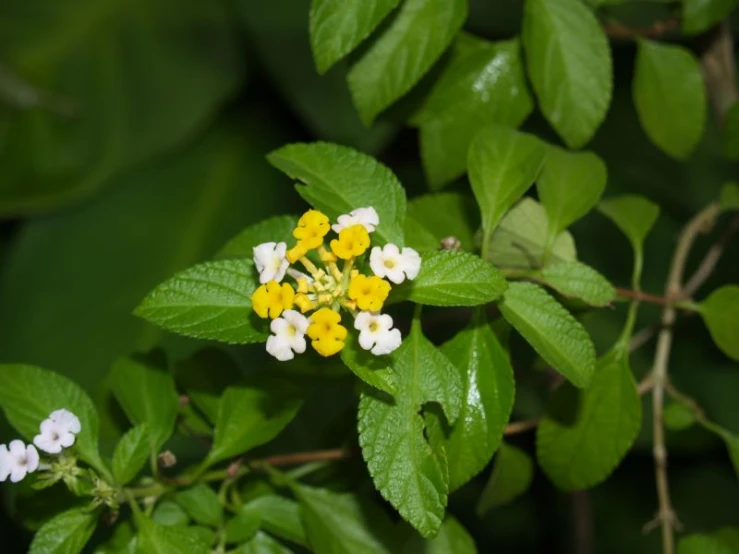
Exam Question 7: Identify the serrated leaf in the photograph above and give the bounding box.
[347,0,467,124]
[152,502,190,527]
[267,142,406,245]
[522,0,612,148]
[309,0,401,74]
[358,319,462,537]
[468,126,547,258]
[0,364,105,474]
[109,354,179,453]
[499,282,595,388]
[134,259,264,344]
[418,36,534,188]
[699,285,739,361]
[244,496,307,547]
[112,425,152,485]
[477,443,534,514]
[29,508,98,554]
[240,532,294,554]
[215,215,299,261]
[135,517,210,554]
[341,332,397,395]
[536,353,641,490]
[438,311,515,491]
[401,516,477,553]
[224,505,261,544]
[175,484,223,528]
[663,402,697,431]
[682,0,739,35]
[486,198,577,270]
[678,534,736,554]
[537,147,607,237]
[392,251,508,307]
[720,182,739,211]
[538,261,616,307]
[598,195,660,254]
[404,192,479,252]
[633,40,706,159]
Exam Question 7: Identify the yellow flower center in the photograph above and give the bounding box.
[251,281,295,319]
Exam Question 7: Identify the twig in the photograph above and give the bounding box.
[249,448,352,468]
[616,288,672,306]
[682,214,739,299]
[638,376,655,396]
[700,22,739,124]
[504,419,538,436]
[630,324,659,352]
[602,17,679,40]
[572,490,594,554]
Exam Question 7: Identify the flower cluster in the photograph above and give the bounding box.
[0,409,81,483]
[251,207,421,361]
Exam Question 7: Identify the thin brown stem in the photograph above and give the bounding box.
[602,17,679,40]
[572,490,594,554]
[682,215,739,299]
[504,419,539,436]
[616,288,672,306]
[249,448,353,468]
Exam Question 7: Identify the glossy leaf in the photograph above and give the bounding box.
[682,0,739,35]
[477,443,534,514]
[175,484,223,528]
[522,0,612,148]
[268,142,406,245]
[633,40,706,159]
[499,282,596,388]
[341,332,397,395]
[358,319,462,537]
[135,517,210,554]
[216,215,299,261]
[539,261,616,307]
[699,285,739,361]
[29,508,98,554]
[112,424,152,485]
[347,0,467,124]
[405,192,479,252]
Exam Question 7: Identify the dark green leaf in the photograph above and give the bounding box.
[224,505,260,544]
[216,216,299,261]
[401,516,477,554]
[244,496,307,547]
[477,443,534,514]
[682,0,739,35]
[678,534,735,554]
[94,520,136,553]
[135,517,210,554]
[29,508,97,554]
[663,402,697,431]
[112,424,152,485]
[240,532,294,554]
[404,192,479,252]
[151,502,190,527]
[175,484,223,528]
[341,332,397,395]
[538,261,616,307]
[699,285,739,361]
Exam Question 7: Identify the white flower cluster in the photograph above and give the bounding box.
[0,409,81,483]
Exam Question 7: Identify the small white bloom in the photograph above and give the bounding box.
[266,309,310,361]
[369,244,422,284]
[34,418,76,454]
[332,207,380,234]
[253,242,289,284]
[49,409,81,434]
[354,311,402,356]
[0,440,39,483]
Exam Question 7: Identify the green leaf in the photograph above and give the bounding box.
[108,354,179,453]
[295,485,398,554]
[633,40,706,159]
[401,516,477,553]
[0,364,105,473]
[522,0,612,148]
[347,0,467,124]
[309,0,401,74]
[206,381,305,465]
[215,215,299,261]
[151,502,190,527]
[341,332,397,395]
[663,402,697,431]
[358,319,462,537]
[720,182,739,211]
[135,517,210,554]
[29,508,98,554]
[724,103,739,160]
[94,520,136,553]
[240,532,294,554]
[244,496,307,547]
[112,424,152,485]
[417,35,534,188]
[267,142,406,245]
[536,353,641,490]
[404,192,479,252]
[538,261,616,307]
[678,534,735,554]
[438,312,515,491]
[537,147,607,237]
[392,251,508,307]
[485,198,577,270]
[476,443,534,514]
[499,282,596,388]
[699,285,739,361]
[134,259,264,345]
[224,505,261,544]
[682,0,739,35]
[468,126,547,257]
[598,195,660,255]
[175,484,223,528]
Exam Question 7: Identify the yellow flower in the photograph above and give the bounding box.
[286,243,308,263]
[330,224,370,260]
[251,281,295,319]
[293,210,330,250]
[348,274,391,311]
[307,307,347,356]
[294,293,314,313]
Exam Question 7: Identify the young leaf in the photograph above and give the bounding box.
[401,516,476,554]
[225,505,261,544]
[358,319,462,537]
[152,501,190,526]
[109,354,179,453]
[663,402,697,431]
[538,261,616,307]
[112,424,152,485]
[699,285,739,361]
[267,142,406,245]
[522,0,612,148]
[206,381,305,465]
[405,192,479,252]
[341,333,397,395]
[677,534,735,554]
[347,0,467,124]
[476,443,534,515]
[215,215,299,260]
[175,484,223,528]
[241,531,295,554]
[135,517,211,554]
[134,259,265,344]
[468,126,547,257]
[244,496,307,547]
[438,312,515,491]
[392,251,508,307]
[682,0,738,35]
[418,36,534,188]
[309,0,401,74]
[536,353,641,490]
[536,147,607,238]
[633,40,706,159]
[29,507,98,554]
[0,364,105,474]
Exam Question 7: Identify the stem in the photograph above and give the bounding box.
[615,288,671,306]
[504,419,538,436]
[682,214,739,299]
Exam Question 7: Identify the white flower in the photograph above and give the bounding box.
[369,244,422,284]
[253,242,289,284]
[332,207,380,234]
[266,310,310,361]
[33,419,76,454]
[0,440,39,483]
[49,409,81,434]
[354,311,402,356]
